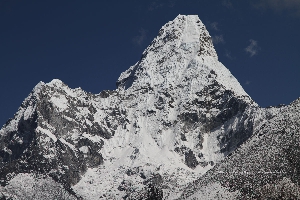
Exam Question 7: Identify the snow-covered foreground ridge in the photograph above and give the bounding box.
[0,15,298,200]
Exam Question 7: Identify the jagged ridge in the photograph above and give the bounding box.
[0,15,297,200]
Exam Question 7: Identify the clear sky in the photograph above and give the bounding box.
[1,0,300,126]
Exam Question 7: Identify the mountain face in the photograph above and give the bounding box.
[0,15,298,200]
[180,99,300,199]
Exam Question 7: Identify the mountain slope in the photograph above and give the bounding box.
[0,15,297,200]
[72,16,258,199]
[180,98,300,199]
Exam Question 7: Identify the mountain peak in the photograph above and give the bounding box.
[117,15,249,99]
[117,15,219,90]
[170,14,217,58]
[149,14,217,58]
[48,79,64,86]
[0,14,277,199]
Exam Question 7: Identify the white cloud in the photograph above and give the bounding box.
[212,35,225,45]
[210,22,219,31]
[225,49,235,60]
[132,29,147,46]
[148,1,164,11]
[245,39,260,57]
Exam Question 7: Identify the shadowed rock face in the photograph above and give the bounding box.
[180,100,300,199]
[1,15,297,200]
[0,113,37,163]
[0,84,107,196]
[185,149,199,169]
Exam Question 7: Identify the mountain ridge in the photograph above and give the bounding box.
[0,15,298,200]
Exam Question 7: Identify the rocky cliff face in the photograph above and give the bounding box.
[180,99,300,199]
[0,15,298,200]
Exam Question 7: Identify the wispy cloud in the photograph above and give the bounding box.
[245,39,260,57]
[253,0,300,15]
[148,0,176,11]
[225,49,235,60]
[209,22,219,31]
[132,28,147,46]
[245,80,251,85]
[148,1,164,11]
[222,0,233,9]
[212,35,225,45]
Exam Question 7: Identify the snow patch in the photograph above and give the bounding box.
[50,95,68,111]
[36,126,57,142]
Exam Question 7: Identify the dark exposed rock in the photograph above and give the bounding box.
[185,150,199,169]
[180,133,187,141]
[99,90,112,98]
[143,174,164,200]
[0,113,37,163]
[179,113,199,125]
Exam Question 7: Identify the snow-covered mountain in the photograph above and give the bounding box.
[180,99,300,199]
[0,15,298,200]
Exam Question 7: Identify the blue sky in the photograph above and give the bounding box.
[1,0,300,126]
